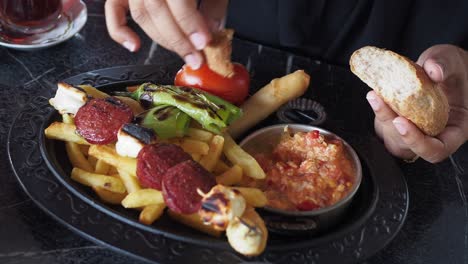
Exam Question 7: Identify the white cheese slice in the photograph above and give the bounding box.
[115,128,145,158]
[49,83,87,115]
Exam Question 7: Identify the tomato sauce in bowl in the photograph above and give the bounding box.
[240,124,361,216]
[255,129,355,211]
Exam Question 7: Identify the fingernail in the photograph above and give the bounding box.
[434,63,444,79]
[393,120,407,135]
[184,53,202,69]
[123,41,136,52]
[189,32,208,50]
[366,93,379,111]
[426,61,444,80]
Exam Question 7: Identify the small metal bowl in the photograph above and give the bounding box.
[239,124,362,235]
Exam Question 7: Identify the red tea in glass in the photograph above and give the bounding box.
[0,0,62,34]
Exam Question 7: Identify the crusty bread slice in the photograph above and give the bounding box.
[204,29,235,77]
[350,46,449,136]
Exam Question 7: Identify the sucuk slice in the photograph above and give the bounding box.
[162,159,216,214]
[136,143,192,190]
[75,97,134,144]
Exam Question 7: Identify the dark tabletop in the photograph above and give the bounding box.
[1,1,468,264]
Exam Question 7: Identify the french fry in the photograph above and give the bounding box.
[117,168,141,193]
[108,166,119,175]
[180,138,209,155]
[232,187,268,208]
[191,153,201,162]
[78,85,109,99]
[223,134,265,179]
[66,143,94,172]
[213,160,231,175]
[228,70,310,138]
[115,96,145,115]
[89,145,137,175]
[62,113,74,124]
[88,155,98,168]
[79,145,90,156]
[71,168,126,193]
[95,159,110,175]
[199,135,224,172]
[121,189,164,208]
[167,210,222,237]
[45,122,90,145]
[216,165,243,186]
[139,204,166,225]
[186,128,213,142]
[62,113,90,172]
[93,186,127,204]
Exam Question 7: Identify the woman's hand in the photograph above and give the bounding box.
[104,0,228,69]
[368,44,468,163]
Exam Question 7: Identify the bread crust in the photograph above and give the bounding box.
[350,46,449,136]
[204,29,235,77]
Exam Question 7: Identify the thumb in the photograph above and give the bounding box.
[416,44,465,83]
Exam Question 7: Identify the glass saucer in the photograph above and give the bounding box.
[0,0,87,50]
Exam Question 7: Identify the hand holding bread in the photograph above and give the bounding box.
[351,45,468,163]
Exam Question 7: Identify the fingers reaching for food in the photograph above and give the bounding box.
[105,0,229,68]
[104,0,141,52]
[106,0,214,68]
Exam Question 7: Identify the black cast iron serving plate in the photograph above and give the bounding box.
[8,65,409,264]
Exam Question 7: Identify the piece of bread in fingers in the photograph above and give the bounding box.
[350,46,449,136]
[204,29,235,77]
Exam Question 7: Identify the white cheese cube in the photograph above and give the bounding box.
[115,128,146,158]
[49,83,87,115]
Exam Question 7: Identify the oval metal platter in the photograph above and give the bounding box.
[8,63,409,264]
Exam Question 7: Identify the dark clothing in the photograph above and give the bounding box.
[226,0,468,65]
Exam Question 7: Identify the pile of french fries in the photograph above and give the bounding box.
[44,86,268,237]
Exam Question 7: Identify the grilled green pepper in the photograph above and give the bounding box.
[132,83,242,134]
[138,105,191,139]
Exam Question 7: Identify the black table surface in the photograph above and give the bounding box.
[1,1,468,264]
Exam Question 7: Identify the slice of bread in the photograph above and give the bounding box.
[350,46,449,136]
[204,29,235,77]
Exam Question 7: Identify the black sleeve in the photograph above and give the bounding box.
[227,0,468,65]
